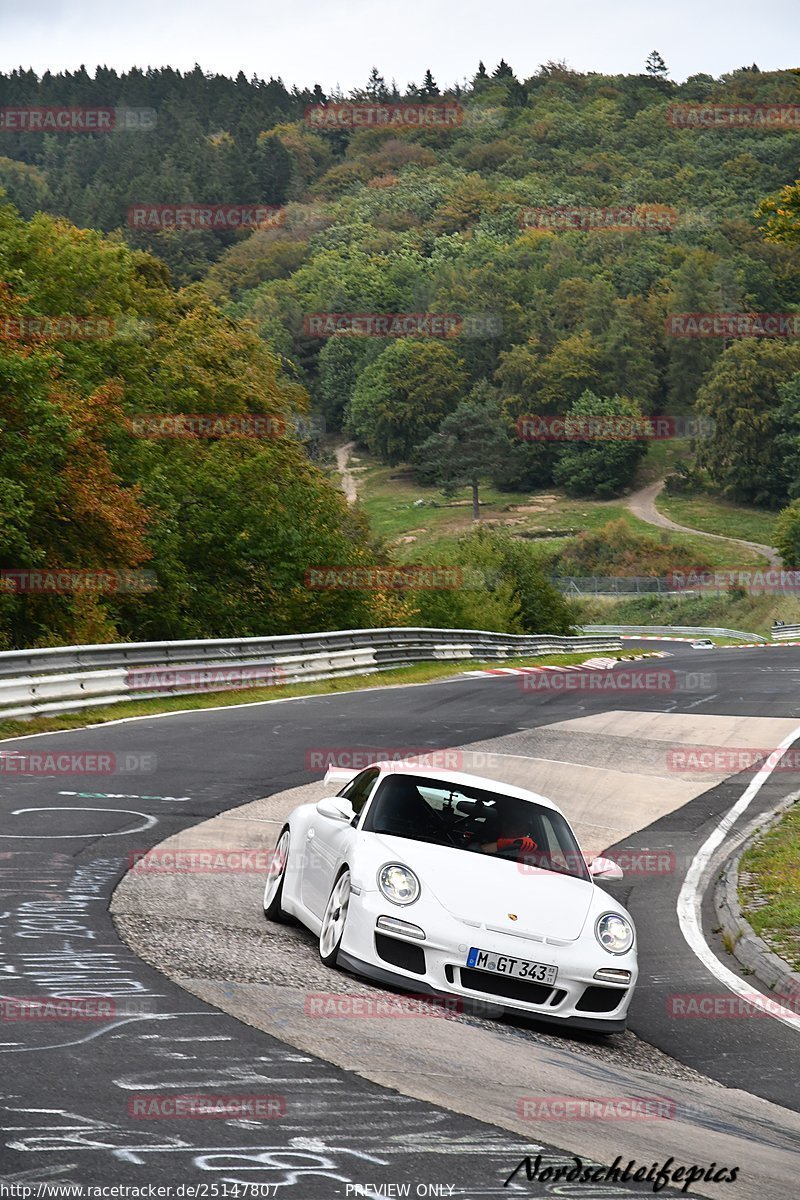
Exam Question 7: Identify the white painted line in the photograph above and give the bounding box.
[677,723,800,1031]
[0,806,159,839]
[0,1011,218,1052]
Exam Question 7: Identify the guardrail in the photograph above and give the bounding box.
[580,624,766,643]
[0,628,623,720]
[771,624,800,641]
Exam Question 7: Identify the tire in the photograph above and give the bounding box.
[319,867,351,967]
[263,826,291,922]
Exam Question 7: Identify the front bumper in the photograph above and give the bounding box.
[339,889,637,1032]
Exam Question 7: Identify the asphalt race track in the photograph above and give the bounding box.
[2,640,799,1199]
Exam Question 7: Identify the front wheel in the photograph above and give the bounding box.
[263,826,291,922]
[319,868,351,967]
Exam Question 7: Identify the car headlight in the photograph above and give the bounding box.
[378,863,420,906]
[595,912,634,955]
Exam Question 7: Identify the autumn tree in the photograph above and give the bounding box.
[757,179,800,246]
[552,391,649,498]
[346,338,467,464]
[695,340,800,506]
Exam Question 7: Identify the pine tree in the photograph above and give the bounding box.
[254,132,292,205]
[422,69,440,97]
[365,67,389,102]
[414,388,512,520]
[472,62,489,92]
[645,51,668,78]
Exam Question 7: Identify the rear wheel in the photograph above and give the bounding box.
[263,826,291,922]
[319,868,351,967]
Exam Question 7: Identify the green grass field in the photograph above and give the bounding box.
[354,459,606,544]
[739,806,800,971]
[655,493,778,550]
[353,453,770,571]
[631,438,690,486]
[577,590,800,637]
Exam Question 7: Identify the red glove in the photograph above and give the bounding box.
[497,836,537,854]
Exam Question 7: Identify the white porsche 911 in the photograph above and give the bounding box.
[263,763,638,1032]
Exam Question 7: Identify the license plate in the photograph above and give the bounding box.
[466,947,557,986]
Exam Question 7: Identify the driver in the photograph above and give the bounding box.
[471,798,540,863]
[479,833,538,859]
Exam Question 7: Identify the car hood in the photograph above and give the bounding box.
[369,834,595,941]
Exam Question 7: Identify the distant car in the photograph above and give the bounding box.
[691,638,715,649]
[263,763,638,1032]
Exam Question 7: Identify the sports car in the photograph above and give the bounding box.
[263,763,638,1031]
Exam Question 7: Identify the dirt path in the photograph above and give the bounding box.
[335,440,358,505]
[626,479,780,567]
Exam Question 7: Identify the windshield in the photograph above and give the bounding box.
[362,774,589,880]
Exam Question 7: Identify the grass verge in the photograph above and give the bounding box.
[0,648,655,742]
[739,805,800,971]
[576,591,794,638]
[355,455,768,570]
[655,493,777,549]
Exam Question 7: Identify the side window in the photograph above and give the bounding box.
[340,768,380,819]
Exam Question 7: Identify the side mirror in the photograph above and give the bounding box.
[588,855,623,880]
[315,796,355,823]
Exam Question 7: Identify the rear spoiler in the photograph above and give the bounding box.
[323,765,362,788]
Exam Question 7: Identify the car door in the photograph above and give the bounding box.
[301,767,380,918]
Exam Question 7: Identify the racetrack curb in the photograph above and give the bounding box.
[714,790,800,1005]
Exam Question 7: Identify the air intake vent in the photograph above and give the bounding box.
[460,968,552,1006]
[375,933,426,975]
[576,985,627,1013]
